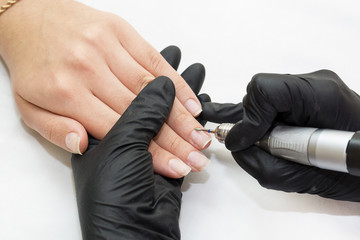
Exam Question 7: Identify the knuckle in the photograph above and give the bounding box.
[251,73,269,86]
[251,73,277,90]
[148,142,163,162]
[149,51,165,74]
[248,73,288,102]
[249,74,270,96]
[82,22,108,43]
[136,74,154,93]
[174,79,186,93]
[175,111,189,127]
[39,118,59,144]
[67,45,93,70]
[317,69,338,78]
[47,73,76,102]
[167,136,183,153]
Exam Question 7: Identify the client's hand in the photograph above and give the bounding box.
[0,0,211,178]
[72,77,183,239]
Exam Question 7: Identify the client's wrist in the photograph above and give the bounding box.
[0,0,26,57]
[0,0,22,16]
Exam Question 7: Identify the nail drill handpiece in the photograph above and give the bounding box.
[196,123,360,176]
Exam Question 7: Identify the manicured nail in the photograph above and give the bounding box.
[190,129,212,149]
[184,99,202,117]
[169,159,192,176]
[65,132,82,155]
[187,151,210,171]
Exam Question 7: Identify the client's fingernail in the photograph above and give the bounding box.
[65,132,82,155]
[169,159,192,176]
[190,129,212,149]
[187,151,210,171]
[184,99,202,117]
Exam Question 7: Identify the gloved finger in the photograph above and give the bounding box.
[201,102,243,124]
[72,77,182,239]
[225,72,313,152]
[180,63,207,126]
[72,76,176,201]
[160,46,206,96]
[232,146,360,201]
[226,70,360,152]
[196,94,211,126]
[99,76,175,156]
[151,172,184,235]
[181,63,206,95]
[198,93,211,103]
[72,77,175,180]
[160,45,181,71]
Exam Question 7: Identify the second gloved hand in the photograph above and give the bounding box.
[72,77,183,239]
[201,70,360,202]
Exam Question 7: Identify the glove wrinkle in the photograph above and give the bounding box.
[200,102,243,124]
[202,70,360,202]
[72,77,182,239]
[71,46,210,239]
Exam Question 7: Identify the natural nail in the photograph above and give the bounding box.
[169,159,192,176]
[190,129,212,149]
[65,132,82,155]
[184,99,202,117]
[187,151,210,171]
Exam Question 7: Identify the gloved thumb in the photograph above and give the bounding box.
[92,76,175,157]
[71,76,176,204]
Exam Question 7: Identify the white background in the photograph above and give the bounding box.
[1,0,360,239]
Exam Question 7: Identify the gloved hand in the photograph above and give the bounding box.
[72,77,182,239]
[201,70,360,201]
[71,46,208,239]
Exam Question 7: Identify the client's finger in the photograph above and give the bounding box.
[100,76,175,156]
[15,94,88,154]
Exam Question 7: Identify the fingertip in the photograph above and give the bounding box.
[59,123,88,155]
[198,93,211,103]
[160,45,182,70]
[150,76,176,102]
[169,159,192,177]
[17,97,89,154]
[181,63,206,94]
[225,121,253,151]
[66,130,88,155]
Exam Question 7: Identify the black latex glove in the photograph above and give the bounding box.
[160,45,209,126]
[202,70,360,202]
[72,77,182,239]
[71,46,209,239]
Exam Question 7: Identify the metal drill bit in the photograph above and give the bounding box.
[195,123,235,143]
[195,128,215,133]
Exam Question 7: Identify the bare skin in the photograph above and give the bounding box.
[0,0,211,178]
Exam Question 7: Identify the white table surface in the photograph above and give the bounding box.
[1,0,360,239]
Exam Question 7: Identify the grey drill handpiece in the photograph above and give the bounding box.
[196,124,360,176]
